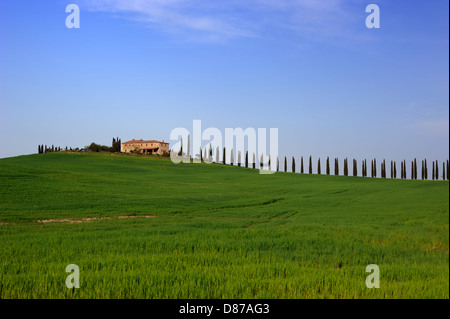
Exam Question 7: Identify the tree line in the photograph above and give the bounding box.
[38,137,121,154]
[177,145,449,181]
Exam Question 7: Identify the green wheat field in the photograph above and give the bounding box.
[0,152,448,298]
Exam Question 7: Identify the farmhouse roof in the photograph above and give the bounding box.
[122,139,169,145]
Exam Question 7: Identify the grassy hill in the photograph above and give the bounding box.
[0,152,448,298]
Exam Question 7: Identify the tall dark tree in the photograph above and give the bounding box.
[353,159,357,177]
[374,159,377,178]
[335,158,339,176]
[309,156,312,174]
[425,159,428,180]
[326,157,330,175]
[394,161,397,179]
[435,160,438,181]
[276,156,279,172]
[400,161,403,179]
[362,160,365,177]
[245,151,248,168]
[414,158,418,180]
[284,157,287,173]
[230,149,234,166]
[301,157,304,174]
[292,157,295,173]
[443,162,446,181]
[317,158,321,175]
[343,158,348,176]
[223,147,226,164]
[260,154,263,169]
[371,160,374,178]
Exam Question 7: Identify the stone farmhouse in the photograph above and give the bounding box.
[121,139,169,155]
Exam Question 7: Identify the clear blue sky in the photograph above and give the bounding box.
[0,0,448,168]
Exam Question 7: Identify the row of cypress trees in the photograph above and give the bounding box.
[176,143,449,181]
[38,144,63,153]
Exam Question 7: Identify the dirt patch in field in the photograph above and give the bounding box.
[36,215,156,224]
[0,222,9,226]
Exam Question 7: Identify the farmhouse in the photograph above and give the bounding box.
[121,139,169,155]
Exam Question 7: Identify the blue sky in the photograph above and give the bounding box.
[0,0,448,169]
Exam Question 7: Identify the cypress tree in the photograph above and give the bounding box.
[374,159,377,178]
[317,158,321,175]
[404,160,407,179]
[371,160,374,178]
[223,147,226,164]
[425,159,428,180]
[414,158,418,180]
[260,154,263,169]
[268,156,271,170]
[284,157,287,173]
[362,160,365,177]
[209,144,213,162]
[443,162,445,181]
[245,151,248,168]
[230,149,234,166]
[326,157,330,175]
[200,146,202,162]
[411,161,414,180]
[394,161,397,179]
[292,157,295,173]
[400,161,403,179]
[335,158,339,176]
[309,156,312,174]
[301,157,304,174]
[276,156,279,172]
[435,160,438,180]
